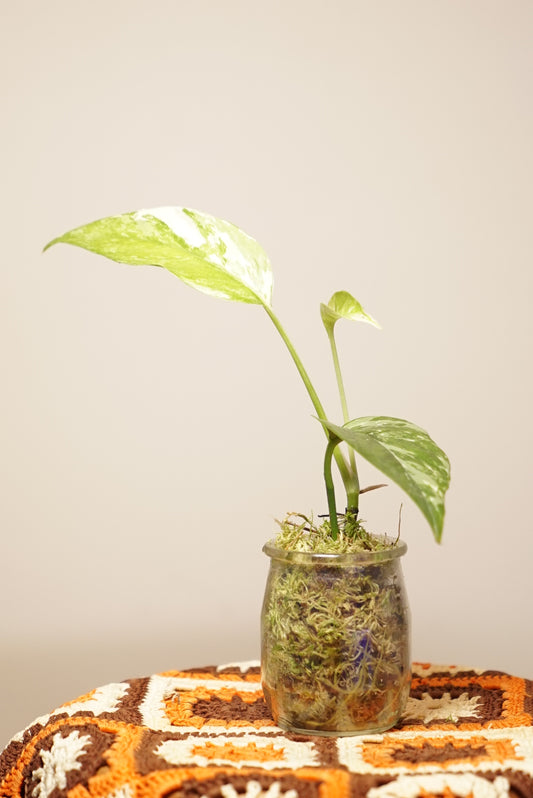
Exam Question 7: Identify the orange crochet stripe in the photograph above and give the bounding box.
[159,669,262,683]
[361,734,519,770]
[190,741,286,764]
[137,765,352,798]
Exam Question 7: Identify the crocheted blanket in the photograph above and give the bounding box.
[1,663,532,798]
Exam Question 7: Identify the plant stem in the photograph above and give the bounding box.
[327,327,357,476]
[263,304,326,420]
[324,437,340,539]
[262,304,358,511]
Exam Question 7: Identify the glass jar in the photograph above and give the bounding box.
[261,539,410,736]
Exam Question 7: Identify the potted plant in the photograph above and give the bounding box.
[45,206,450,736]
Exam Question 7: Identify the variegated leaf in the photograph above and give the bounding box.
[44,207,273,306]
[319,416,450,542]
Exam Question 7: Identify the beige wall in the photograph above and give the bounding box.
[1,0,532,747]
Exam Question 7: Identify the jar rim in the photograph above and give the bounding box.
[262,536,407,565]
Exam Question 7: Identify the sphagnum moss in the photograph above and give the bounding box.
[274,510,397,554]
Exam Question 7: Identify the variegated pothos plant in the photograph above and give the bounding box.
[45,207,450,542]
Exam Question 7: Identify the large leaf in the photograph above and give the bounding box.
[44,207,273,306]
[320,290,380,335]
[319,416,450,542]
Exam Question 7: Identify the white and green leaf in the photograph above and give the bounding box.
[320,290,380,335]
[44,207,273,306]
[319,416,450,542]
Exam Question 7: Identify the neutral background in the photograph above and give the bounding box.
[1,0,532,748]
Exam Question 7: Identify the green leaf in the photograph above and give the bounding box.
[320,290,380,335]
[319,416,450,542]
[44,207,273,306]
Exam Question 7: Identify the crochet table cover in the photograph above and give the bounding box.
[1,662,532,798]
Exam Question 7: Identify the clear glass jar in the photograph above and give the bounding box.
[261,539,410,736]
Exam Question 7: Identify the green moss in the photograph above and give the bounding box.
[273,511,398,554]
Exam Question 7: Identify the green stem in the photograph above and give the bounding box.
[327,327,357,476]
[263,304,326,420]
[263,305,358,510]
[328,329,350,423]
[324,437,340,539]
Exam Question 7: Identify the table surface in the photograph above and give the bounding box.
[1,662,532,798]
